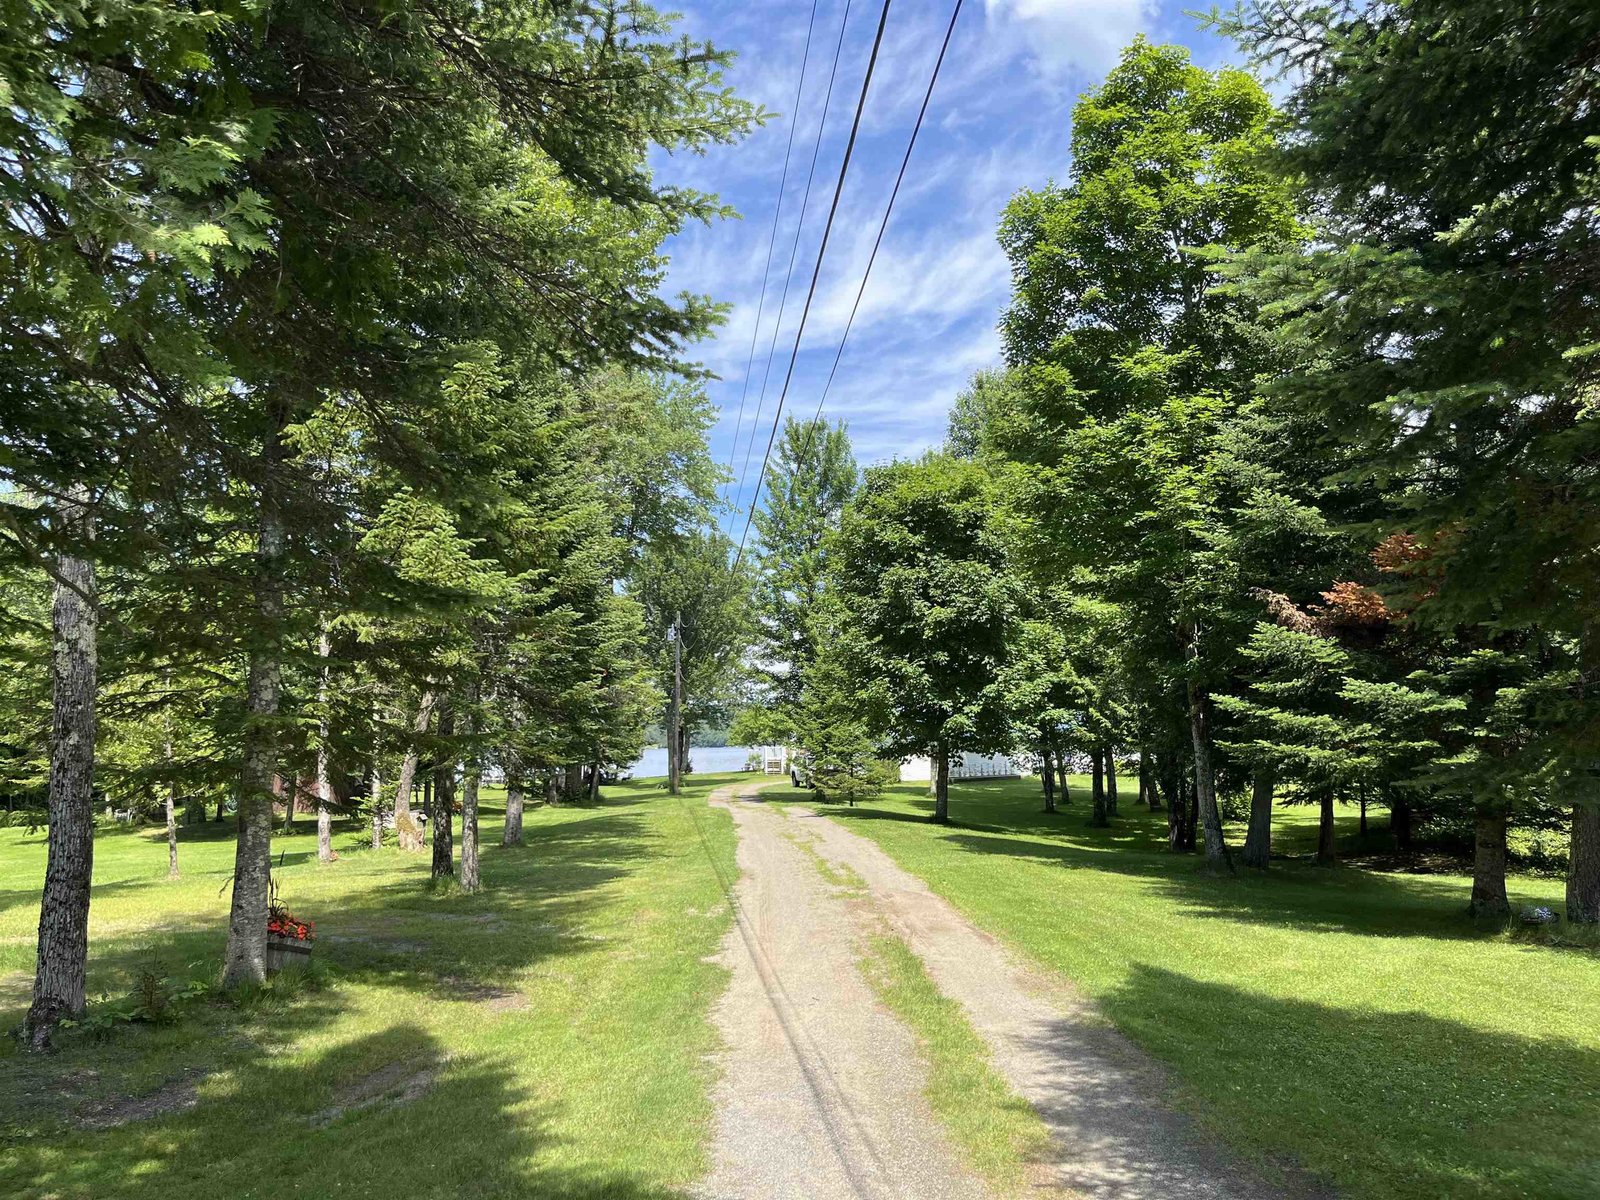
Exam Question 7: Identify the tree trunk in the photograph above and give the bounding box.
[1141,749,1160,812]
[315,793,331,861]
[164,717,180,881]
[1105,746,1119,817]
[459,707,480,893]
[1391,795,1413,852]
[280,773,295,833]
[503,767,524,847]
[1186,672,1230,872]
[1243,765,1274,870]
[369,768,384,851]
[546,774,560,805]
[393,691,437,852]
[166,783,180,881]
[459,765,480,891]
[588,759,601,804]
[1185,773,1199,851]
[1040,745,1056,813]
[1316,789,1337,866]
[1056,753,1069,799]
[1090,747,1109,827]
[221,446,286,991]
[932,744,950,823]
[1568,801,1600,924]
[431,707,455,880]
[1469,809,1511,918]
[1571,621,1600,922]
[22,495,98,1050]
[1359,794,1368,838]
[1164,761,1184,852]
[315,629,333,864]
[564,763,583,802]
[667,613,683,795]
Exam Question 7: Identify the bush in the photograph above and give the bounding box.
[60,959,213,1040]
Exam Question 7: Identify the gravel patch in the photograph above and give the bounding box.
[698,785,986,1200]
[791,805,1332,1200]
[75,1070,203,1129]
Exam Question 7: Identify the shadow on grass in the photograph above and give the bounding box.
[2,1023,696,1200]
[2,791,714,1197]
[831,785,1583,950]
[4,790,688,1027]
[60,803,664,1011]
[1093,964,1600,1199]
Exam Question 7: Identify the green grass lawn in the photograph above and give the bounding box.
[807,776,1600,1200]
[0,773,741,1200]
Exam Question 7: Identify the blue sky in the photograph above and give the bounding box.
[652,0,1244,518]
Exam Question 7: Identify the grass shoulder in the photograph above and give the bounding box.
[808,775,1600,1200]
[0,773,744,1199]
[857,926,1053,1196]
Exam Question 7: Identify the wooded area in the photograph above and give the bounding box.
[2,0,762,1048]
[2,2,1597,1196]
[738,13,1600,934]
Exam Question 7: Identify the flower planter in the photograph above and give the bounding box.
[266,935,313,974]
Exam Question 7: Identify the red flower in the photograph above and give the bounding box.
[267,904,315,942]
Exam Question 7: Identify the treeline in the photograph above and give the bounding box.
[1,1,761,1049]
[741,7,1599,924]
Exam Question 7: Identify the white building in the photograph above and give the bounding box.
[899,751,1019,782]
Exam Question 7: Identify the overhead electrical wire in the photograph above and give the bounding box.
[722,0,824,496]
[730,0,858,519]
[791,0,966,473]
[731,0,898,569]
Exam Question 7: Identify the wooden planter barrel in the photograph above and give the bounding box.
[266,935,313,974]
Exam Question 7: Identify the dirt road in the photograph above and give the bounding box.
[698,786,985,1200]
[698,784,1316,1200]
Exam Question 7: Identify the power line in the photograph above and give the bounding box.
[732,0,897,570]
[731,0,857,518]
[793,0,966,474]
[722,0,825,496]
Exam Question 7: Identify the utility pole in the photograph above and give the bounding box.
[668,612,683,795]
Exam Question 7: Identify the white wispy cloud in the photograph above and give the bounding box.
[652,0,1223,516]
[983,0,1157,77]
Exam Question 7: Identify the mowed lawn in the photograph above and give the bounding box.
[0,774,739,1200]
[808,777,1600,1200]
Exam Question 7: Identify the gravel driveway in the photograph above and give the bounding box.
[698,783,1322,1200]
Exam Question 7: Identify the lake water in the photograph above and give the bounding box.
[625,745,757,779]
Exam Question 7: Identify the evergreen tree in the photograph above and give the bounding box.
[750,417,858,728]
[1218,0,1600,918]
[2,0,273,1046]
[793,619,891,807]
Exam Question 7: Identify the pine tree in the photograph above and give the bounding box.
[750,417,858,730]
[1218,0,1600,919]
